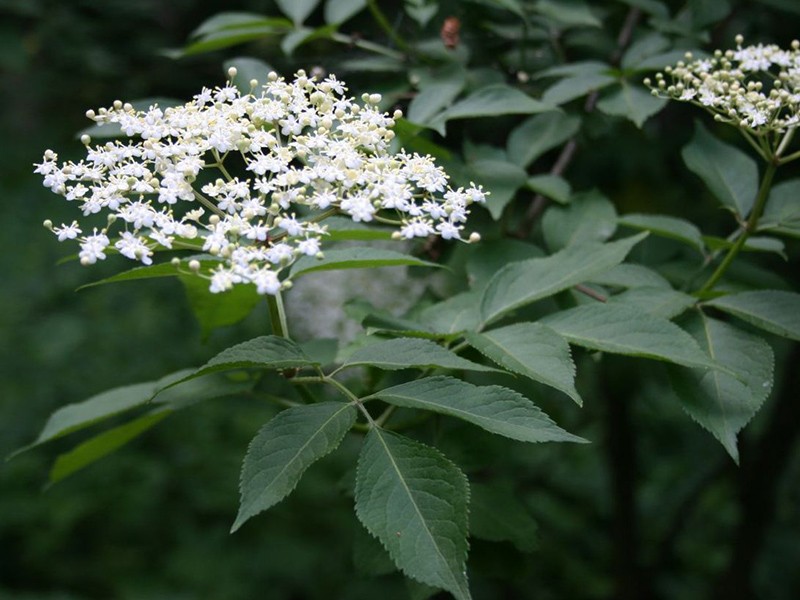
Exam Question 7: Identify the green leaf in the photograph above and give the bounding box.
[355,429,471,599]
[179,273,262,340]
[366,376,585,443]
[189,12,287,38]
[705,290,800,341]
[596,81,668,127]
[78,258,206,290]
[589,263,670,289]
[418,291,483,335]
[608,286,696,319]
[669,315,773,462]
[40,372,249,480]
[161,336,317,393]
[469,482,538,552]
[341,338,496,373]
[480,233,647,326]
[759,178,800,238]
[171,23,291,57]
[276,0,321,25]
[618,213,705,254]
[681,122,759,217]
[290,247,439,277]
[22,381,157,451]
[465,323,582,405]
[526,174,572,204]
[507,111,581,168]
[430,85,553,135]
[49,410,170,484]
[542,190,617,251]
[465,239,544,289]
[323,216,394,241]
[466,159,528,219]
[541,63,616,105]
[325,0,367,23]
[232,402,356,531]
[408,64,468,125]
[541,303,722,370]
[533,0,601,27]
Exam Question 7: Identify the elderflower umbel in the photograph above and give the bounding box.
[646,36,800,137]
[36,69,487,295]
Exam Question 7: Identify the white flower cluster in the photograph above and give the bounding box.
[646,36,800,135]
[36,69,486,295]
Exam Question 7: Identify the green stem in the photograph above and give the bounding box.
[324,376,376,426]
[267,291,289,338]
[193,190,225,217]
[778,148,800,165]
[330,32,405,61]
[365,0,412,55]
[698,160,778,293]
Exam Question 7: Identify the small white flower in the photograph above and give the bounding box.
[39,70,485,295]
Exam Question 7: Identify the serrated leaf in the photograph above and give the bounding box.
[38,373,248,480]
[290,247,439,277]
[681,121,759,217]
[618,213,705,254]
[355,429,471,599]
[48,409,170,484]
[541,303,722,371]
[160,336,317,394]
[366,376,585,443]
[465,323,582,405]
[706,290,800,341]
[276,0,321,25]
[608,286,696,319]
[353,522,397,576]
[325,0,367,23]
[341,338,496,372]
[507,111,581,168]
[589,263,670,289]
[480,233,647,326]
[465,239,544,289]
[596,81,668,127]
[232,402,356,531]
[526,174,571,204]
[469,482,538,552]
[21,381,157,452]
[542,190,617,251]
[429,85,552,135]
[418,291,484,335]
[669,314,773,462]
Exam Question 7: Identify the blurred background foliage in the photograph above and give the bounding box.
[1,0,799,599]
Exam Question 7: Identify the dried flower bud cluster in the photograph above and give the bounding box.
[36,69,486,295]
[646,36,800,137]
